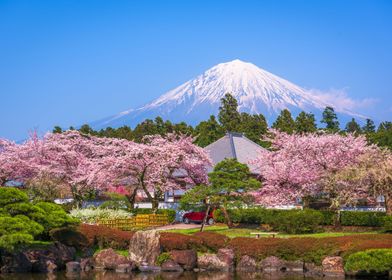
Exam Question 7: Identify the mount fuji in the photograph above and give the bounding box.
[91,59,364,129]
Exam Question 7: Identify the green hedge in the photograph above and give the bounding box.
[213,208,387,230]
[340,211,386,227]
[345,249,392,273]
[382,216,392,232]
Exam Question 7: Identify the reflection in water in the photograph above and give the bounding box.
[0,271,328,280]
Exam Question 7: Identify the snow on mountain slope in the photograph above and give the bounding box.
[91,59,363,129]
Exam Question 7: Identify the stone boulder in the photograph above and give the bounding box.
[66,261,81,272]
[80,257,94,271]
[94,248,134,270]
[170,250,197,270]
[129,230,161,266]
[0,250,32,273]
[217,248,234,271]
[259,256,285,272]
[236,255,258,271]
[198,254,229,271]
[115,263,134,273]
[284,260,304,273]
[161,259,183,272]
[322,256,345,277]
[0,242,76,273]
[304,262,323,278]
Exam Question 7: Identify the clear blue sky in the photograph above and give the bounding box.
[1,0,391,140]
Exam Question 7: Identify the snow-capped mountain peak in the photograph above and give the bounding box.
[92,59,361,129]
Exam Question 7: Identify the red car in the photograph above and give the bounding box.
[182,209,215,225]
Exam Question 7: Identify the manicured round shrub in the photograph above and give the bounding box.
[0,216,44,237]
[0,187,28,207]
[344,249,392,273]
[0,233,34,251]
[34,202,77,232]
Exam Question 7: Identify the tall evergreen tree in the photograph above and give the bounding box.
[294,111,317,133]
[321,106,340,132]
[239,113,268,144]
[362,119,376,134]
[52,126,63,134]
[272,109,295,134]
[79,124,95,135]
[194,115,225,147]
[345,118,362,134]
[218,93,241,132]
[378,121,392,132]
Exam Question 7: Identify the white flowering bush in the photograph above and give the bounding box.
[70,207,133,223]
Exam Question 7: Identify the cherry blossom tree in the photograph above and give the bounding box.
[102,134,211,211]
[254,130,374,208]
[1,131,211,210]
[331,149,392,215]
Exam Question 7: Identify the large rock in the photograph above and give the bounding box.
[0,242,75,273]
[217,249,234,271]
[129,230,161,266]
[170,250,197,270]
[115,263,134,273]
[259,256,285,272]
[80,257,94,271]
[0,251,32,273]
[198,254,229,271]
[236,255,258,271]
[161,259,183,272]
[284,260,304,273]
[66,261,81,272]
[94,248,134,270]
[322,256,345,277]
[304,262,323,278]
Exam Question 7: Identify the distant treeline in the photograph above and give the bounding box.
[53,93,392,149]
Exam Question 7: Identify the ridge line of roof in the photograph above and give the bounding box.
[228,132,238,159]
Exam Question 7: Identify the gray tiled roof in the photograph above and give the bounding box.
[204,132,266,173]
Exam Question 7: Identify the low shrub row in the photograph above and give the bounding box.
[50,224,134,250]
[213,208,388,233]
[160,231,229,252]
[160,232,392,265]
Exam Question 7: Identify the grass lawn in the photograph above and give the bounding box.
[163,224,379,238]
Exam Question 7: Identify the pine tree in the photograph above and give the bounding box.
[218,93,241,132]
[52,126,63,134]
[321,106,340,132]
[345,118,362,134]
[194,115,225,147]
[295,111,317,133]
[239,113,268,144]
[272,109,295,134]
[362,119,376,134]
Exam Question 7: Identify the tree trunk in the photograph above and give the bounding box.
[126,187,138,210]
[221,206,233,228]
[385,195,392,216]
[333,209,341,228]
[151,197,159,213]
[200,204,211,232]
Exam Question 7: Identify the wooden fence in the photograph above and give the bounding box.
[97,214,169,231]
